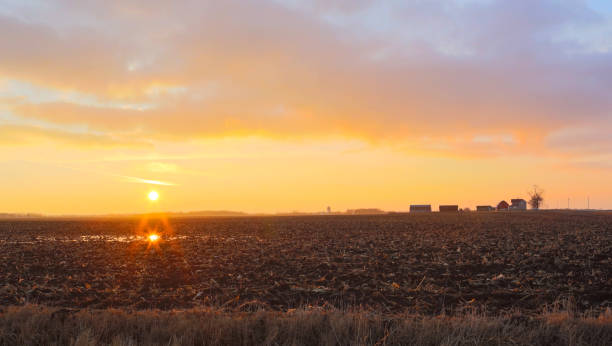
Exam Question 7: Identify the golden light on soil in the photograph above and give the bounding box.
[148,191,159,201]
[148,234,159,242]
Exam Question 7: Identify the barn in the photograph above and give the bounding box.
[410,205,432,213]
[439,205,459,212]
[497,200,509,211]
[476,205,494,212]
[510,199,527,210]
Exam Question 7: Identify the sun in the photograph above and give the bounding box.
[148,190,159,201]
[148,234,159,242]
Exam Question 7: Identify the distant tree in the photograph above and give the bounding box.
[528,185,544,210]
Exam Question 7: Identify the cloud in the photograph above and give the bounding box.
[0,0,611,158]
[119,175,176,186]
[547,125,612,155]
[0,124,149,148]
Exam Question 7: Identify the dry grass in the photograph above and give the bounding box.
[0,304,611,346]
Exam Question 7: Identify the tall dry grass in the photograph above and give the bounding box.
[0,304,610,345]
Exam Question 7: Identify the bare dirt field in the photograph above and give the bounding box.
[0,211,611,315]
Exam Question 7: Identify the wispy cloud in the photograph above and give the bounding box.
[119,175,176,186]
[0,124,148,148]
[46,164,178,187]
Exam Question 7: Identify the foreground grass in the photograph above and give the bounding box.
[1,305,611,346]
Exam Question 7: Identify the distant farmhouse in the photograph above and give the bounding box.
[510,199,527,210]
[497,200,509,211]
[439,205,459,212]
[410,205,432,213]
[476,205,495,212]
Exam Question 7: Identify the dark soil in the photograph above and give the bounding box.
[0,211,610,314]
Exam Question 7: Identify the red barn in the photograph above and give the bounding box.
[497,200,509,211]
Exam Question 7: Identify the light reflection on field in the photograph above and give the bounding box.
[0,234,264,244]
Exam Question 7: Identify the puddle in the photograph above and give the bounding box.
[0,234,264,244]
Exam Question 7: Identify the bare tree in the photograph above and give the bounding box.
[528,185,544,210]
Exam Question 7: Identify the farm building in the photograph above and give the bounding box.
[410,205,432,213]
[510,199,527,210]
[476,205,495,212]
[497,200,509,211]
[439,205,459,212]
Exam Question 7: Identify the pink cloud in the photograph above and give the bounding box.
[0,0,610,158]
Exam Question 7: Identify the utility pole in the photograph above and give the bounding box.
[567,198,570,209]
[587,196,590,210]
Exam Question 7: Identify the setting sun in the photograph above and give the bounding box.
[148,191,159,201]
[148,234,159,242]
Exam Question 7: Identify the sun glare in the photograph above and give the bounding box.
[148,191,159,201]
[148,234,159,242]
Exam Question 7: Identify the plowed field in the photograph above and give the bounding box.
[1,211,611,314]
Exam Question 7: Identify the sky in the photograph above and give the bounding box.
[0,0,611,214]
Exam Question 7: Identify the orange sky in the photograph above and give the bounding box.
[0,1,611,214]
